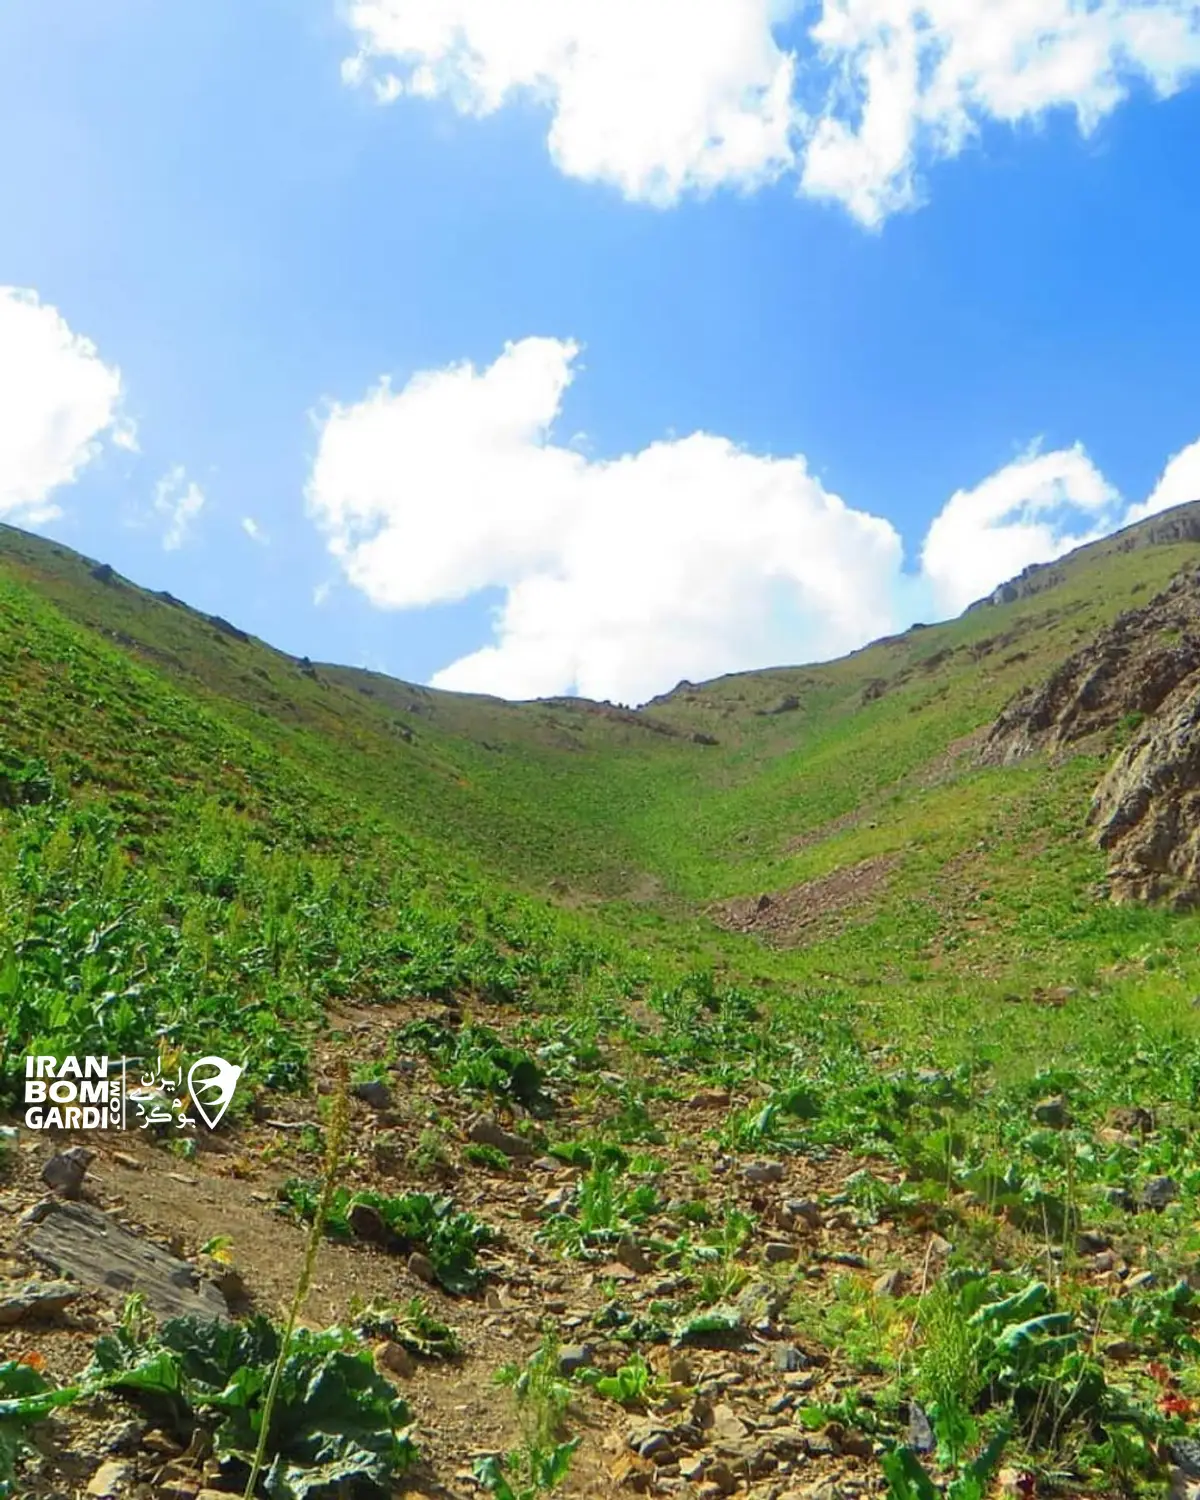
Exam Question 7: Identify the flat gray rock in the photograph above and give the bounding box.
[0,1278,81,1325]
[21,1200,228,1323]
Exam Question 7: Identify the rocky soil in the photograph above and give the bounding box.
[710,860,898,947]
[0,1002,954,1500]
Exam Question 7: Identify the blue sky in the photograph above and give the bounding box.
[2,0,1199,704]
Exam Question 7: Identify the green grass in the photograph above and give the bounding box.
[7,514,1200,1494]
[7,516,1200,1148]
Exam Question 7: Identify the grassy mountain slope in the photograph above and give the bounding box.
[4,512,1198,899]
[7,511,1200,1024]
[6,510,1200,1496]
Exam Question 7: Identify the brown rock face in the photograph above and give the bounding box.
[1089,679,1200,906]
[980,567,1200,767]
[982,566,1200,905]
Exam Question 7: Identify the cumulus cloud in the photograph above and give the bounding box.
[920,443,1120,615]
[0,287,128,526]
[241,515,269,544]
[308,338,1200,703]
[1124,436,1200,525]
[801,0,1200,226]
[307,337,903,703]
[341,0,798,204]
[340,1,1200,224]
[153,467,205,552]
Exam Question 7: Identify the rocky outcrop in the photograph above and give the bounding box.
[1089,679,1200,906]
[968,560,1067,612]
[1123,503,1200,550]
[758,694,801,716]
[981,566,1200,903]
[980,568,1200,766]
[208,613,250,643]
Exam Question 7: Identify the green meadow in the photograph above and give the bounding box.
[6,517,1200,1496]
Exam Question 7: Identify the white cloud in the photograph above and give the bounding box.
[153,466,205,551]
[309,338,585,608]
[0,287,128,526]
[111,419,141,454]
[341,1,1200,223]
[341,0,801,204]
[307,340,1200,702]
[801,0,1200,226]
[920,442,1119,614]
[1123,436,1200,525]
[307,337,903,703]
[241,515,269,544]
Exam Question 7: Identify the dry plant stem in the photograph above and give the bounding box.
[243,1058,351,1500]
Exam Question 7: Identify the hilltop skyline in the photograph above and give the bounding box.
[2,0,1199,703]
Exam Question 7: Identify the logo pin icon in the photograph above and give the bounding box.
[187,1056,243,1130]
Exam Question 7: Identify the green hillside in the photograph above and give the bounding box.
[6,511,1200,1498]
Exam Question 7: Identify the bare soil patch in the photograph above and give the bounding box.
[710,856,899,946]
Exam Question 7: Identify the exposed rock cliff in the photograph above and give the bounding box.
[980,567,1200,766]
[1089,680,1200,905]
[981,566,1200,904]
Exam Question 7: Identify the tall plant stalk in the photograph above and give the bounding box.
[243,1056,350,1499]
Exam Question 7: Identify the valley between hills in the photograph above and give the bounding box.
[6,506,1200,1499]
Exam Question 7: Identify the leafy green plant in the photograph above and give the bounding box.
[473,1441,579,1500]
[408,1124,454,1176]
[546,1139,628,1171]
[0,1359,78,1495]
[199,1234,236,1265]
[485,1336,579,1500]
[348,1296,460,1360]
[280,1179,493,1294]
[882,1428,1008,1500]
[916,1280,986,1465]
[0,1308,416,1500]
[789,1274,908,1378]
[670,1306,745,1346]
[1118,1277,1200,1357]
[0,749,53,810]
[243,1054,353,1499]
[396,1021,553,1116]
[675,1204,756,1305]
[464,1142,512,1171]
[577,1352,664,1409]
[898,1273,1160,1488]
[539,1162,659,1258]
[86,1313,415,1499]
[720,1082,822,1153]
